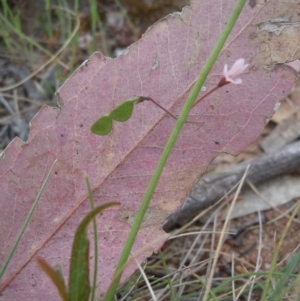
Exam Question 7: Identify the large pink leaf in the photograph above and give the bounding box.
[0,0,299,300]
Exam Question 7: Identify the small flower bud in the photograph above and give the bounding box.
[218,58,249,87]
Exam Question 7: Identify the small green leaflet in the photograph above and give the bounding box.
[91,97,142,135]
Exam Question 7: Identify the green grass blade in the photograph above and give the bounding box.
[88,0,109,55]
[0,12,54,58]
[260,201,300,301]
[37,257,70,301]
[85,175,98,301]
[268,248,300,301]
[68,202,119,301]
[191,273,218,301]
[0,160,57,279]
[159,250,176,301]
[104,1,247,300]
[44,0,54,39]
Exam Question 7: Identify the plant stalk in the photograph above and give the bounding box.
[104,1,247,299]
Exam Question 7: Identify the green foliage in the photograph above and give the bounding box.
[268,248,300,301]
[37,202,119,301]
[91,115,113,136]
[36,258,69,301]
[90,97,142,135]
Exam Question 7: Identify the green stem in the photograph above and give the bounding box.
[104,1,247,299]
[0,160,57,279]
[85,175,98,301]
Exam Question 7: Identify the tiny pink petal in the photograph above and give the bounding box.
[223,58,248,84]
[229,58,248,75]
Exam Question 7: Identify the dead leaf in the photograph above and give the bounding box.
[0,1,299,300]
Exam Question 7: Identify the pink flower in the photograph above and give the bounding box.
[219,58,249,86]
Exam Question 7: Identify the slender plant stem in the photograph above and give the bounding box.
[159,250,176,300]
[192,85,219,108]
[104,1,247,300]
[141,96,178,120]
[0,160,57,279]
[85,175,98,301]
[140,96,204,125]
